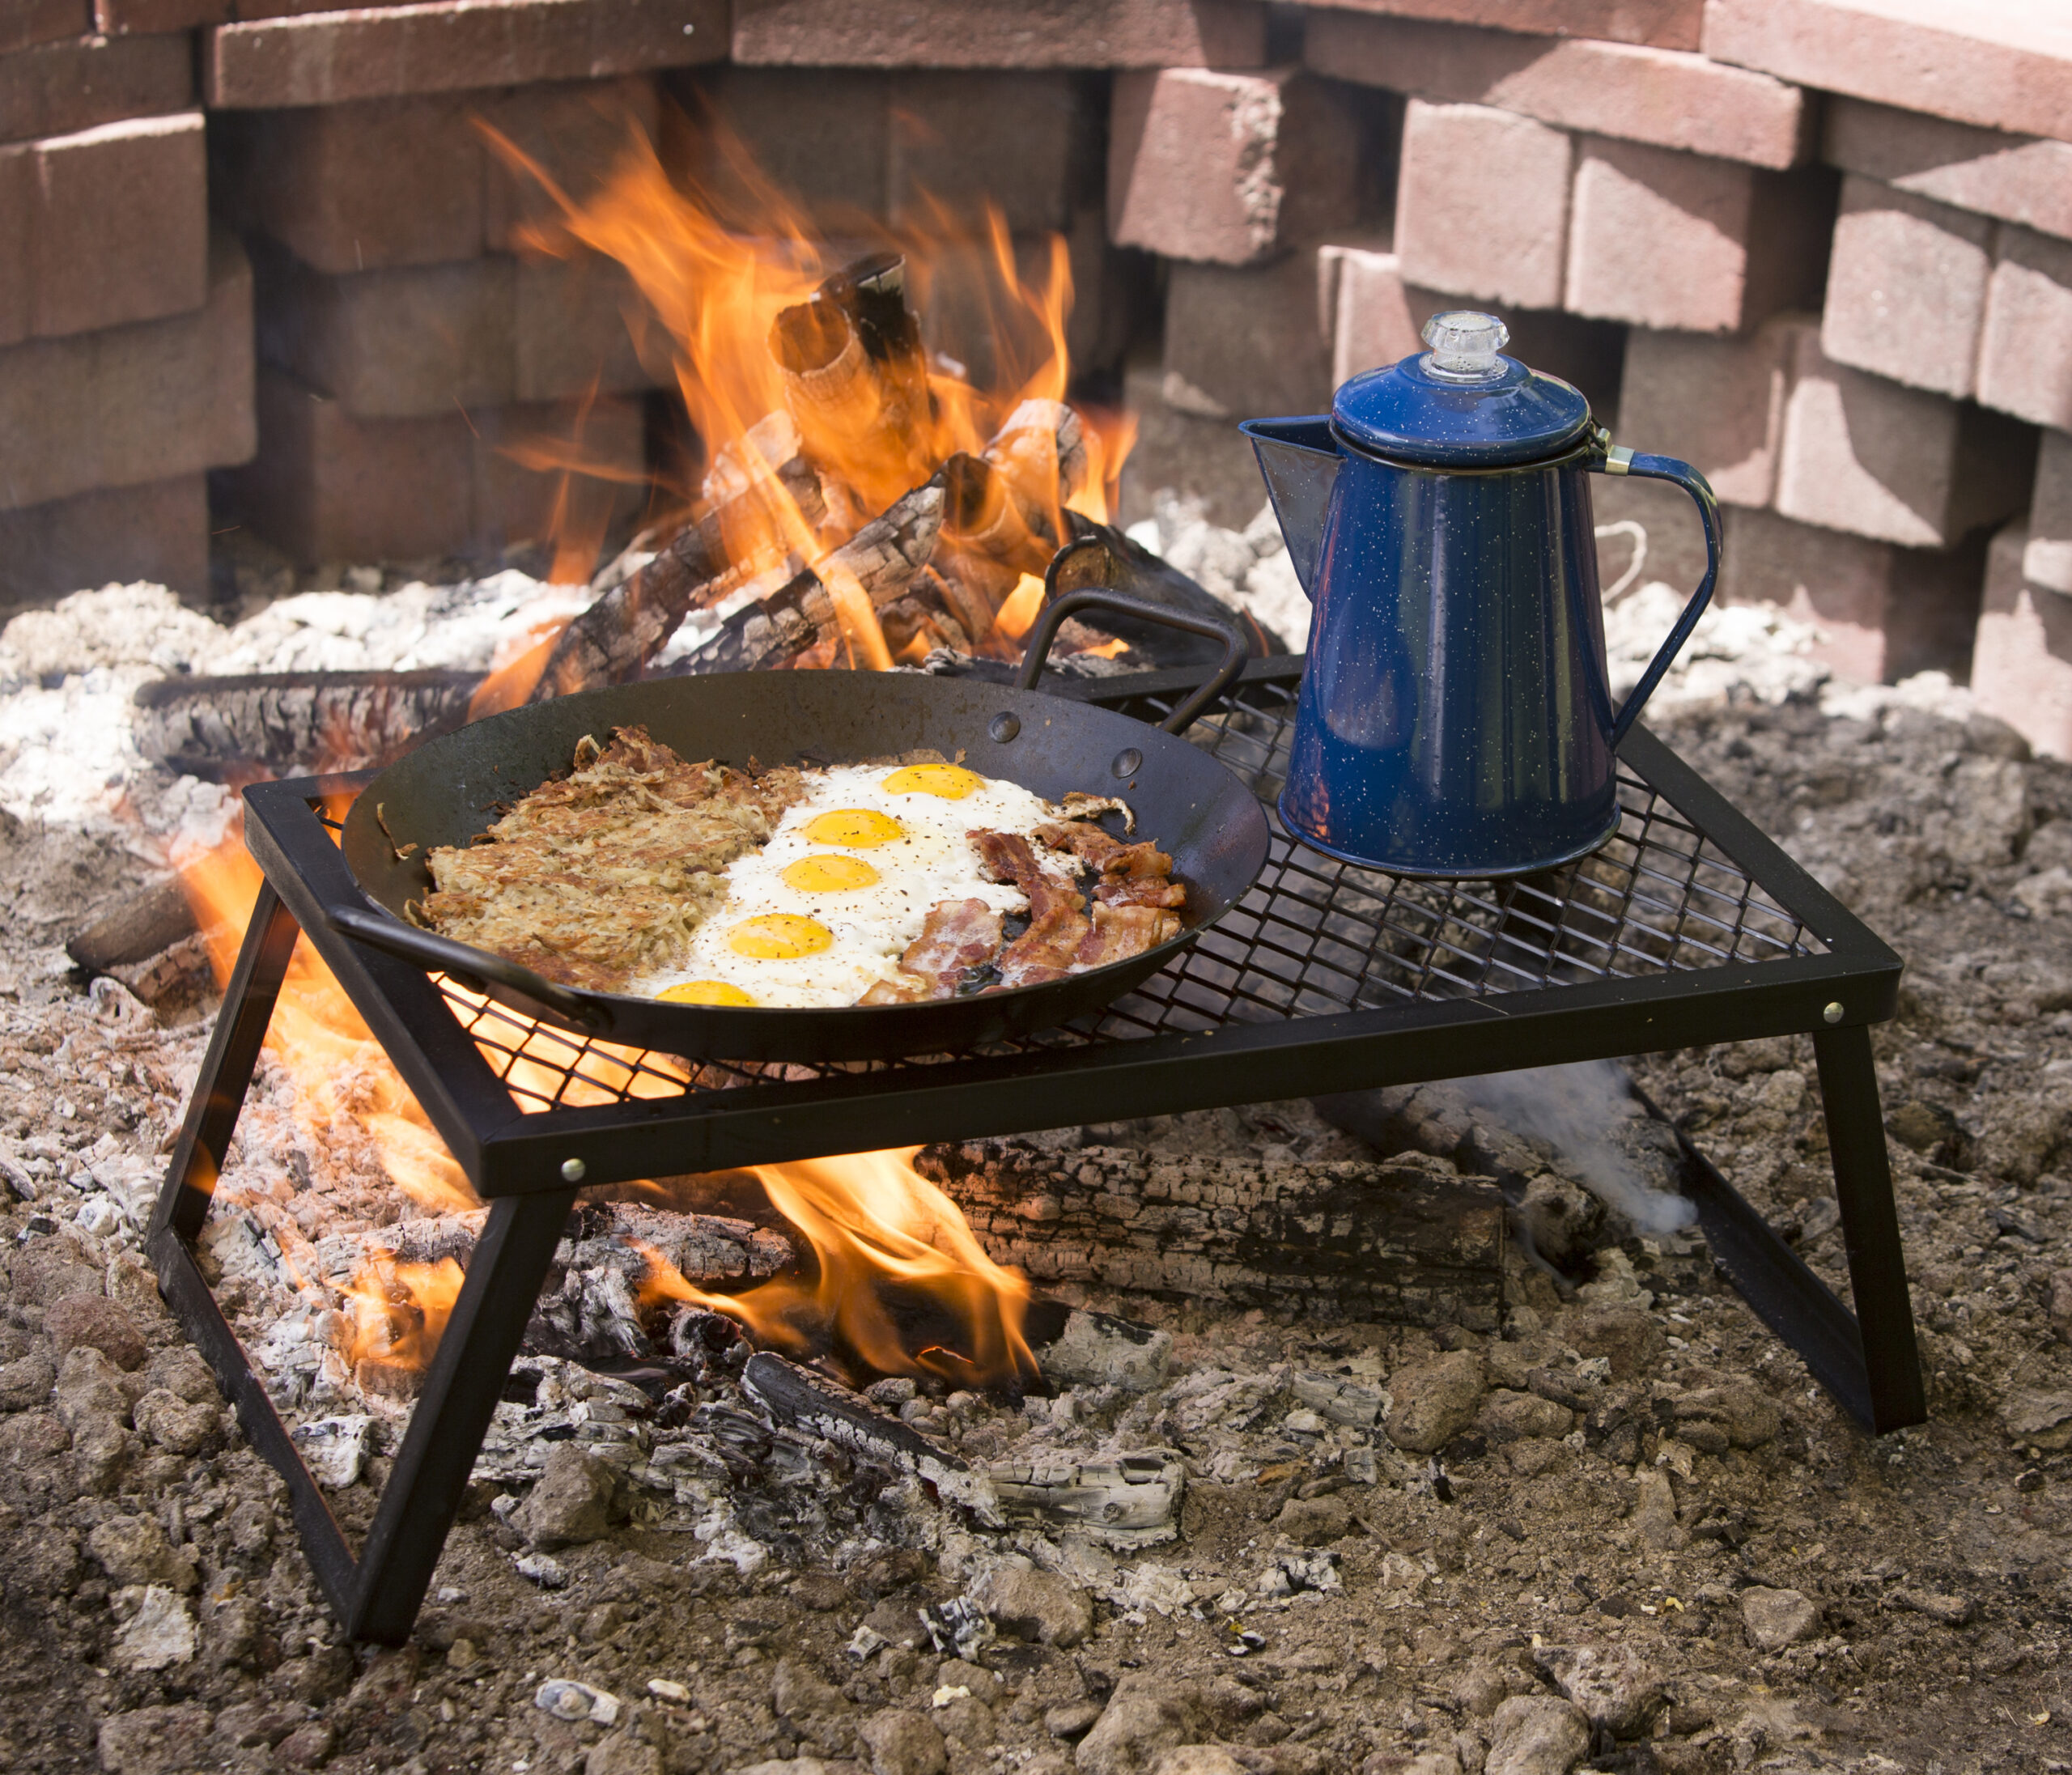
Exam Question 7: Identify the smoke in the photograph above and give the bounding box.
[1458,1060,1697,1238]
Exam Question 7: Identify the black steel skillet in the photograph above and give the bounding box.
[328,591,1272,1063]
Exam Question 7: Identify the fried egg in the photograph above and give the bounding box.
[640,762,1057,1009]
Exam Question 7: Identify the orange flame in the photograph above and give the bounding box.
[639,1147,1034,1387]
[340,1251,465,1375]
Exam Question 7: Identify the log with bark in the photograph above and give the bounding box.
[131,668,485,779]
[915,1141,1506,1329]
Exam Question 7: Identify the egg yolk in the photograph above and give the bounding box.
[657,980,757,1006]
[801,807,905,847]
[782,853,881,894]
[882,763,983,799]
[728,914,835,959]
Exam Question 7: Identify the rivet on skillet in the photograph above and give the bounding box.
[561,1158,587,1183]
[1113,748,1143,779]
[989,713,1021,742]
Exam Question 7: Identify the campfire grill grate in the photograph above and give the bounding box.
[152,657,1926,1646]
[306,673,1828,1115]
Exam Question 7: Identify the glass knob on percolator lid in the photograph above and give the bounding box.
[1420,312,1509,382]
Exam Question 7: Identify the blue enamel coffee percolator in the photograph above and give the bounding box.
[1243,311,1722,879]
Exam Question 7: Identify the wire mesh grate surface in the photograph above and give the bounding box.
[377,672,1822,1115]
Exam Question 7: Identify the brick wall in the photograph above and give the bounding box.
[6,0,2072,758]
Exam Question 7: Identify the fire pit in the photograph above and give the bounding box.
[146,657,1923,1642]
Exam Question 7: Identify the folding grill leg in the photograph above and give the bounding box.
[148,881,300,1245]
[1813,1023,1927,1433]
[345,1187,577,1644]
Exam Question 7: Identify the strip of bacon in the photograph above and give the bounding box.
[1075,901,1182,969]
[972,830,1092,988]
[858,898,1005,1004]
[1094,873,1187,910]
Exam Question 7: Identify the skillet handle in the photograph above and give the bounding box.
[325,904,614,1037]
[1017,585,1250,736]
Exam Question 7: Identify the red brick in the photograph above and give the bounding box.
[1564,137,1831,333]
[1109,66,1361,265]
[1395,99,1569,309]
[0,1,88,57]
[216,367,643,563]
[513,257,656,401]
[1773,330,2035,550]
[681,66,890,224]
[1819,175,1993,400]
[1161,252,1332,420]
[0,144,29,346]
[231,0,422,18]
[0,473,207,604]
[1323,250,1627,410]
[1824,98,2072,243]
[479,74,662,253]
[731,0,1267,69]
[890,72,1091,234]
[1306,12,1806,169]
[2027,428,2072,596]
[1284,0,1701,53]
[1976,225,2072,432]
[32,113,208,338]
[1703,0,2072,147]
[472,394,645,548]
[206,0,722,108]
[1320,244,1419,384]
[1715,504,1985,686]
[0,231,254,512]
[0,29,193,144]
[251,244,656,418]
[210,93,487,272]
[95,0,227,32]
[1613,312,1811,508]
[1972,522,2072,761]
[912,213,1126,393]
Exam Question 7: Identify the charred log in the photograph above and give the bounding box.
[534,448,828,703]
[915,1142,1507,1329]
[674,476,945,674]
[67,879,197,973]
[131,669,484,779]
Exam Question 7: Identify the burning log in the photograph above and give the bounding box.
[66,879,197,974]
[131,669,483,780]
[677,475,945,673]
[915,1142,1507,1330]
[529,422,828,703]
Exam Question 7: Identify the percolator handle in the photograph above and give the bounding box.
[1594,444,1721,748]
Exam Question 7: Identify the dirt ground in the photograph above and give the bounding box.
[0,666,2069,1775]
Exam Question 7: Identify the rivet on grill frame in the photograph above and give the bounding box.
[989,713,1020,742]
[561,1157,587,1183]
[1113,748,1143,779]
[1823,1001,1845,1025]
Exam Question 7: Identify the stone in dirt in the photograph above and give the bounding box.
[1147,1750,1246,1775]
[1740,1586,1821,1650]
[1475,1388,1573,1442]
[1484,1693,1590,1775]
[1887,1586,1977,1626]
[860,1707,948,1775]
[1274,1491,1354,1547]
[2002,1387,2072,1450]
[771,1656,847,1723]
[1532,1642,1667,1737]
[97,1703,214,1774]
[514,1443,623,1549]
[1672,1380,1780,1448]
[1076,1674,1211,1775]
[45,1291,147,1370]
[971,1562,1094,1648]
[131,1386,221,1454]
[1560,1306,1665,1378]
[89,1514,197,1591]
[535,1677,622,1725]
[1630,1467,1688,1552]
[113,1583,197,1671]
[53,1343,135,1427]
[1384,1350,1486,1454]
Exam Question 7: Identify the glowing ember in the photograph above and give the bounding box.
[340,1251,465,1379]
[637,1147,1036,1388]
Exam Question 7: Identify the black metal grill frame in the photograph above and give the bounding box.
[146,659,1925,1645]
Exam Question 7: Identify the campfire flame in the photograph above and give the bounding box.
[171,104,1113,1388]
[636,1147,1035,1387]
